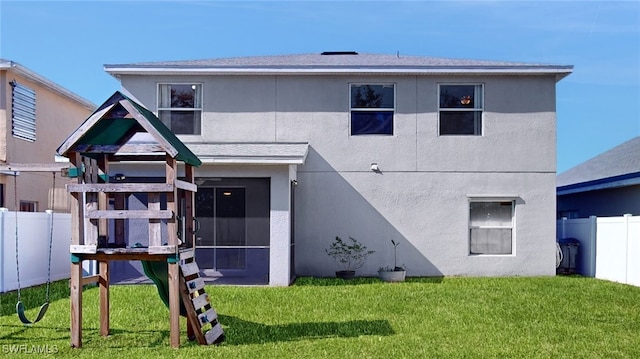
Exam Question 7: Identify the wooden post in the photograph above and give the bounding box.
[165,156,177,247]
[165,155,180,348]
[99,260,110,337]
[70,260,82,348]
[98,155,109,243]
[148,193,161,247]
[169,261,180,348]
[86,192,99,246]
[184,165,195,248]
[114,193,125,246]
[70,152,83,348]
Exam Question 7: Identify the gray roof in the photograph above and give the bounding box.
[557,136,640,191]
[105,52,572,80]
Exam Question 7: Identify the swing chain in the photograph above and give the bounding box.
[13,171,21,302]
[46,172,56,303]
[12,171,56,303]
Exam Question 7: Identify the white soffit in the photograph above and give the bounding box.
[187,143,309,165]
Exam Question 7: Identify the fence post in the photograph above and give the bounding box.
[0,208,6,293]
[588,216,597,277]
[624,214,631,284]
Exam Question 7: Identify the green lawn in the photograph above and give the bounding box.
[1,276,639,358]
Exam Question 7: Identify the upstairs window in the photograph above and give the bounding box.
[469,200,514,255]
[158,83,202,135]
[350,84,395,135]
[439,84,483,136]
[11,80,37,142]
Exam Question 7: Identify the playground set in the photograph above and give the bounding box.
[46,91,223,348]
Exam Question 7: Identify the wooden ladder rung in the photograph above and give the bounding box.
[205,323,224,345]
[197,308,218,325]
[180,262,200,277]
[179,249,195,261]
[192,293,210,311]
[185,277,205,293]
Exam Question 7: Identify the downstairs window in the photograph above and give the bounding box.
[469,200,514,255]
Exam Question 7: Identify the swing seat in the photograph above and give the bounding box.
[16,301,49,325]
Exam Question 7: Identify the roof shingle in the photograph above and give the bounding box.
[557,136,640,188]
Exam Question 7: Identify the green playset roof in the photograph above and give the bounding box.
[57,91,201,167]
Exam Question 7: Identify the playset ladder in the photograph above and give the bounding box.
[178,250,224,345]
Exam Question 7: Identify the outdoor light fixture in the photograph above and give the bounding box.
[223,191,232,196]
[371,163,380,172]
[291,179,298,187]
[114,173,126,181]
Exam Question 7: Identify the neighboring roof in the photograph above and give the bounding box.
[557,137,640,195]
[105,52,573,81]
[187,142,309,165]
[57,91,202,167]
[0,59,95,111]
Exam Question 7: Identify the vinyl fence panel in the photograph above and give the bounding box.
[0,209,72,293]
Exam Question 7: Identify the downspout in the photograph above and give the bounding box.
[0,207,7,293]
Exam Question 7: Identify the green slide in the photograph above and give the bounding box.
[140,258,188,317]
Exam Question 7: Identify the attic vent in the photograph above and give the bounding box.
[321,51,358,55]
[10,80,37,142]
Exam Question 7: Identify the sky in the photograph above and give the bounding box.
[0,0,638,173]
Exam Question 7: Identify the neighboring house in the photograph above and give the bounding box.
[104,52,572,285]
[0,59,95,212]
[557,136,640,219]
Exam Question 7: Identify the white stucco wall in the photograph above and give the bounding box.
[118,72,559,280]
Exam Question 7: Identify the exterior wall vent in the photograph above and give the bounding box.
[10,80,37,142]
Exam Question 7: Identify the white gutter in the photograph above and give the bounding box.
[198,157,307,165]
[557,176,640,196]
[105,66,573,81]
[1,60,96,111]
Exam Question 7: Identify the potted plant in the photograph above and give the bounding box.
[325,236,375,279]
[378,239,406,282]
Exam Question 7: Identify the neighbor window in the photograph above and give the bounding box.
[350,84,395,135]
[158,83,202,135]
[11,81,37,142]
[19,201,37,212]
[439,84,483,135]
[469,201,514,255]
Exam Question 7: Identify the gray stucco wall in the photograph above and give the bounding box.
[119,73,559,279]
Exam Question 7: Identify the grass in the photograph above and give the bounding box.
[1,276,639,358]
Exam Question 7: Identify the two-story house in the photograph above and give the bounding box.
[103,52,572,285]
[0,59,95,212]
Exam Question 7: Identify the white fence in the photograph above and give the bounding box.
[0,209,78,293]
[557,214,640,286]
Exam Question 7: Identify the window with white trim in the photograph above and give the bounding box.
[439,84,483,135]
[11,81,37,142]
[157,83,202,135]
[19,200,37,212]
[469,200,514,255]
[350,84,395,135]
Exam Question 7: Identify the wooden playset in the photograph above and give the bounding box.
[56,91,223,348]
